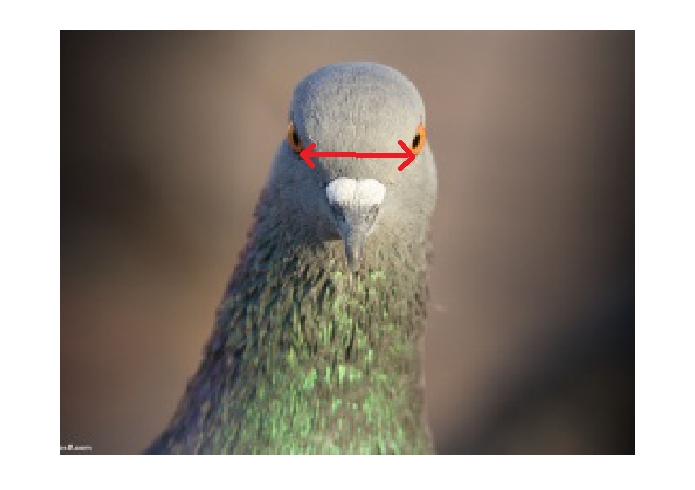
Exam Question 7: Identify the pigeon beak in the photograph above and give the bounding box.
[344,227,367,271]
[333,205,380,272]
[325,178,386,272]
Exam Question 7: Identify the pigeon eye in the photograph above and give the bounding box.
[410,124,427,155]
[287,120,304,154]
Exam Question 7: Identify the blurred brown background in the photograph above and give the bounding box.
[61,31,634,454]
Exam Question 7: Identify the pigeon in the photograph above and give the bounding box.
[147,62,437,454]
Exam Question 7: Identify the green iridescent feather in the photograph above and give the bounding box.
[148,211,433,454]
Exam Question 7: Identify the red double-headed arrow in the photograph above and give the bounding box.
[300,140,416,171]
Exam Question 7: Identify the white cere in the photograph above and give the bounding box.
[326,178,386,208]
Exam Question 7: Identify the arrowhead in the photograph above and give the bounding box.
[397,140,415,171]
[300,143,317,168]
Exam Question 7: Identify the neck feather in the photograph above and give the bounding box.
[156,204,433,454]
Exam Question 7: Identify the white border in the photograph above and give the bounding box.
[3,1,695,488]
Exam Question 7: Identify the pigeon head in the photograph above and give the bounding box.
[269,62,437,270]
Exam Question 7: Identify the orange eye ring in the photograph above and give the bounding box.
[287,120,304,154]
[411,124,427,155]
